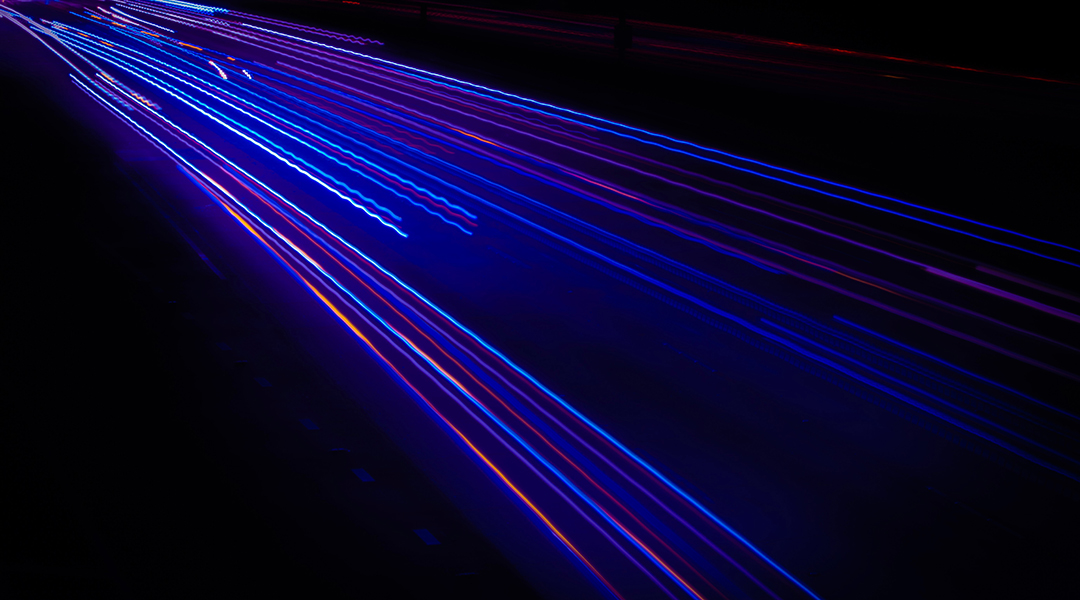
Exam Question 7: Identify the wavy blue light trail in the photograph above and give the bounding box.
[5,1,1077,597]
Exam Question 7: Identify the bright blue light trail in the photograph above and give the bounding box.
[5,2,1077,598]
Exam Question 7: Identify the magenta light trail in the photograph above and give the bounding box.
[6,1,1077,597]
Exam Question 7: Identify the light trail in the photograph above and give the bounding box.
[5,1,1077,597]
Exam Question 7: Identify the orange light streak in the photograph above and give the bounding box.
[232,172,715,599]
[201,174,625,600]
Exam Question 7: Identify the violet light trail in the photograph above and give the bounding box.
[4,1,1077,598]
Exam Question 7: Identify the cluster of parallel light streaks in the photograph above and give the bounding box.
[119,1,1077,471]
[1,3,825,599]
[77,1,484,236]
[242,25,1080,387]
[265,48,1074,378]
[6,1,1078,597]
